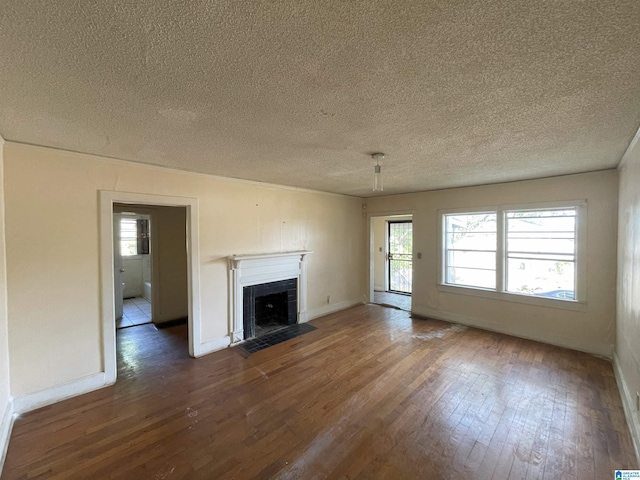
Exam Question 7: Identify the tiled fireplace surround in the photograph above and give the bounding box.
[228,251,312,343]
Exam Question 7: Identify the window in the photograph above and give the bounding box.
[444,212,497,289]
[441,203,583,303]
[505,208,576,300]
[119,218,150,256]
[120,218,138,256]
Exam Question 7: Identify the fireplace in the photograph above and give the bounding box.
[243,278,297,338]
[228,251,312,343]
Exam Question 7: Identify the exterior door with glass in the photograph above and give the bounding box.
[388,221,413,294]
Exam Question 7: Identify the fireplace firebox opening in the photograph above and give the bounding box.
[243,278,297,339]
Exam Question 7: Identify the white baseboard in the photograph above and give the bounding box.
[307,300,362,321]
[411,305,613,358]
[0,398,14,477]
[613,352,640,466]
[12,372,107,415]
[194,335,230,357]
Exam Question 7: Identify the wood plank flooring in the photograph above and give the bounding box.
[2,305,637,479]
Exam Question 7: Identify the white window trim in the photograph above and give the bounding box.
[437,200,587,311]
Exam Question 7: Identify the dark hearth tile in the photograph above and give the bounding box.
[234,323,317,356]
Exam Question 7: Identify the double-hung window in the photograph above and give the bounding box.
[441,202,584,304]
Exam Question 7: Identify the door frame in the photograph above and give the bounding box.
[113,213,124,320]
[367,211,414,305]
[100,191,201,385]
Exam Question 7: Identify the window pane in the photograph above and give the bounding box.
[446,232,496,250]
[446,267,496,289]
[507,252,574,262]
[447,250,496,270]
[507,209,576,219]
[506,215,575,233]
[507,238,575,255]
[120,218,138,256]
[505,208,576,300]
[506,258,574,299]
[120,239,137,256]
[446,213,496,233]
[444,213,497,289]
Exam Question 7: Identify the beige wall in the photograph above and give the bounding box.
[151,206,188,324]
[3,142,365,397]
[0,138,11,457]
[366,171,618,356]
[372,217,386,290]
[616,138,640,459]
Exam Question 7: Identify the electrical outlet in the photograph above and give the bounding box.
[326,295,331,304]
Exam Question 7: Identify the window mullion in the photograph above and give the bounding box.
[496,209,505,293]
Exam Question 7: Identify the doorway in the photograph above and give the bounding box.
[113,209,153,329]
[113,204,188,333]
[369,214,413,311]
[388,220,413,294]
[99,191,202,386]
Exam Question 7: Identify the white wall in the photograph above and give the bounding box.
[0,137,12,473]
[615,133,640,462]
[3,142,365,398]
[367,170,618,357]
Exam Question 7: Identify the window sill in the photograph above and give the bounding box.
[436,284,587,312]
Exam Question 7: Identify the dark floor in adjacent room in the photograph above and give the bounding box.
[2,304,637,479]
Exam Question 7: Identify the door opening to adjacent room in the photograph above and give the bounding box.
[113,209,152,329]
[112,203,190,371]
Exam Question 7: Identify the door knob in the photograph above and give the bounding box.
[119,268,125,272]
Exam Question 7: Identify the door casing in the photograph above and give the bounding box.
[100,191,201,386]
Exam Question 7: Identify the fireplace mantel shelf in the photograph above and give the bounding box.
[230,251,313,262]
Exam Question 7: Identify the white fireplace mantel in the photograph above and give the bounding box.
[228,251,312,343]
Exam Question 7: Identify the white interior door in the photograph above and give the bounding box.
[113,214,124,319]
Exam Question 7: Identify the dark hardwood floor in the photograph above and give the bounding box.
[2,305,637,479]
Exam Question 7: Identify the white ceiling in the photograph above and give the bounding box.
[1,1,639,197]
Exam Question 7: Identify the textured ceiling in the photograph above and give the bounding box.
[1,1,640,197]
